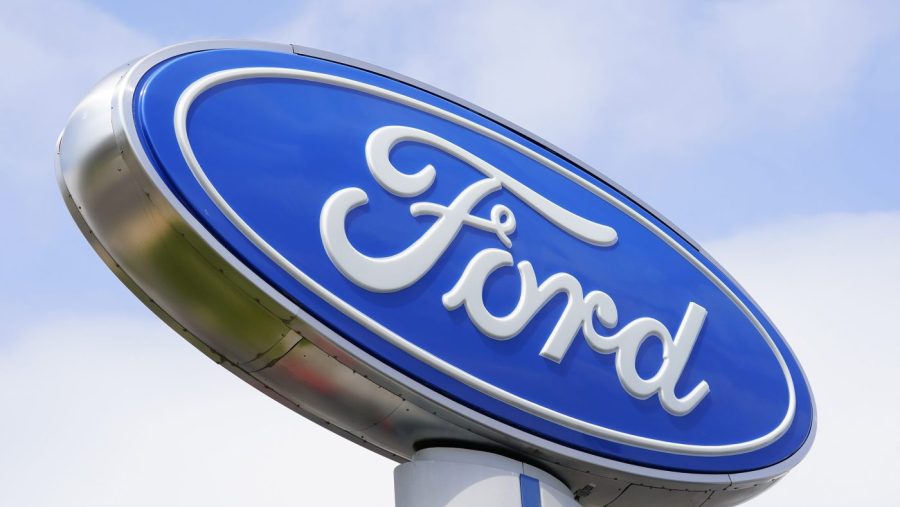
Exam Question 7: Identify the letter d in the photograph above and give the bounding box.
[659,303,710,416]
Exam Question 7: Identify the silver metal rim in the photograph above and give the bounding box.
[62,38,816,497]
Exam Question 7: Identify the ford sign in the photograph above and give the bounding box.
[57,41,814,506]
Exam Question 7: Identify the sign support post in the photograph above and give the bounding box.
[394,447,580,507]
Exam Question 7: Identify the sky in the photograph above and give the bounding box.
[0,0,898,505]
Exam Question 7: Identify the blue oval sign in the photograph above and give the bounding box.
[133,49,813,473]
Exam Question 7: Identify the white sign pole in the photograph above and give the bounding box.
[394,447,581,507]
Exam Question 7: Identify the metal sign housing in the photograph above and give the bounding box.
[57,41,815,506]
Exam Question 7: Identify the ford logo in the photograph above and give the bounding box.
[58,42,814,492]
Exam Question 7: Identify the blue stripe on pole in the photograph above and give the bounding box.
[519,474,542,507]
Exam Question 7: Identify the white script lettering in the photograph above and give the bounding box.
[320,125,710,415]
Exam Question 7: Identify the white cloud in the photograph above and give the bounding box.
[265,0,897,165]
[706,212,900,506]
[0,312,394,506]
[3,212,896,506]
[0,0,161,333]
[0,0,157,245]
[2,2,897,504]
[709,0,891,116]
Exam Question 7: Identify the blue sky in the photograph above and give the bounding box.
[1,1,898,505]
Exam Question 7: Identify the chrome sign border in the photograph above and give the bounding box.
[57,41,816,506]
